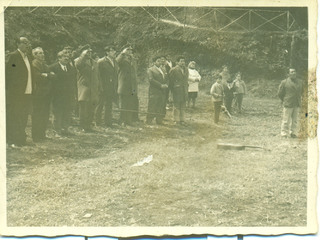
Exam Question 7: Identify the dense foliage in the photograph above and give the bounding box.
[5,7,308,82]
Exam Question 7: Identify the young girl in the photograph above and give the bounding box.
[187,61,201,108]
[210,75,224,124]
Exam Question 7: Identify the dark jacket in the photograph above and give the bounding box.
[98,56,118,97]
[148,65,167,97]
[49,62,75,97]
[223,81,235,100]
[32,59,52,98]
[116,53,137,96]
[278,78,303,108]
[6,50,32,95]
[168,65,189,103]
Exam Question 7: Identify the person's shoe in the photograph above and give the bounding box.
[9,143,21,148]
[84,128,94,133]
[104,123,114,129]
[146,120,153,125]
[156,121,164,125]
[180,121,187,126]
[33,138,42,143]
[53,130,62,138]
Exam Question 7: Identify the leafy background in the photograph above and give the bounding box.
[5,7,308,94]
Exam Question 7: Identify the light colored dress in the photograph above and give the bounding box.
[188,68,201,92]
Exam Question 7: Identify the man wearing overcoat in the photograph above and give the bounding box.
[168,56,189,125]
[6,37,33,146]
[116,46,138,126]
[96,46,118,127]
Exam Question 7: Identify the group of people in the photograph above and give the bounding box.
[210,66,247,124]
[5,36,205,147]
[5,36,302,147]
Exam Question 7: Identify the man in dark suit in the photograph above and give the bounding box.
[168,56,189,125]
[95,46,118,127]
[6,37,32,146]
[50,50,75,136]
[63,46,78,121]
[146,56,168,125]
[116,46,138,126]
[164,54,174,109]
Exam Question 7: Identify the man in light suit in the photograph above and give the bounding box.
[95,46,118,127]
[75,44,100,132]
[146,56,168,125]
[6,37,33,146]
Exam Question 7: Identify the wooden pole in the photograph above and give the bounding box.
[290,34,295,67]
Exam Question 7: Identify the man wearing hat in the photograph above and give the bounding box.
[95,46,118,127]
[74,44,99,132]
[116,46,139,126]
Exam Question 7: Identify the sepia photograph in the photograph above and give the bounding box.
[0,0,318,237]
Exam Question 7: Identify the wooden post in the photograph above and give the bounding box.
[249,10,251,32]
[287,10,290,31]
[290,34,295,67]
[214,9,217,31]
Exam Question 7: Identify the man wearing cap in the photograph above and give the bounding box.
[95,46,118,127]
[74,44,99,132]
[278,68,303,138]
[146,56,168,125]
[6,36,33,146]
[116,46,138,126]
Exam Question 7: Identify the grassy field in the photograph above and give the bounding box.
[6,89,307,227]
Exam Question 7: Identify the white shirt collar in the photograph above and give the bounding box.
[18,49,27,58]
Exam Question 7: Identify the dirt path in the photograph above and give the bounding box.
[6,94,307,227]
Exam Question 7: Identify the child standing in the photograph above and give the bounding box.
[187,61,201,108]
[210,75,224,124]
[233,72,247,113]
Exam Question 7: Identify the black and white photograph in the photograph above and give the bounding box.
[0,0,318,237]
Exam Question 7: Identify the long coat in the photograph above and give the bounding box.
[148,65,167,97]
[116,54,137,96]
[98,57,118,99]
[75,56,99,103]
[168,65,189,103]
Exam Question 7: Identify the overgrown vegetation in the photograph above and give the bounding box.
[5,7,308,82]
